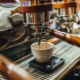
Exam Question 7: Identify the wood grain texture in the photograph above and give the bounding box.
[54,2,76,8]
[18,4,52,13]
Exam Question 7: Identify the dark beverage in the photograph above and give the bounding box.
[38,38,42,49]
[38,38,48,49]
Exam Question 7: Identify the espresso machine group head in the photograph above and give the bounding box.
[18,0,53,40]
[15,0,65,73]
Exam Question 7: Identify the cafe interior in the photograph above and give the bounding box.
[0,0,80,80]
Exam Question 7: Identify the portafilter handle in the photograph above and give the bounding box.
[46,28,80,47]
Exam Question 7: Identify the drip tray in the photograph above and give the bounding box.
[29,56,65,73]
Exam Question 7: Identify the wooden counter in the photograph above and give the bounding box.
[18,37,80,80]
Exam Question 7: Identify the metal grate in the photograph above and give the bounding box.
[0,41,69,80]
[18,57,63,80]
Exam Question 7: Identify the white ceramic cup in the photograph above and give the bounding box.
[31,42,55,63]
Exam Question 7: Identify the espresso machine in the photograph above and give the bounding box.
[0,0,80,79]
[0,0,65,74]
[0,0,57,61]
[15,0,65,73]
[16,0,79,73]
[0,0,77,60]
[0,0,80,78]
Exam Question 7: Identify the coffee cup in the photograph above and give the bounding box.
[31,42,55,63]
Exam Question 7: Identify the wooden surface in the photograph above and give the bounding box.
[18,4,52,13]
[54,2,76,8]
[17,35,80,80]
